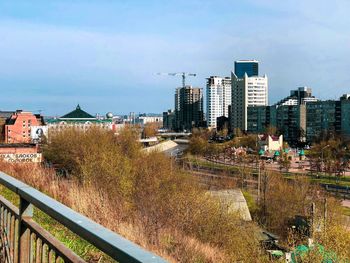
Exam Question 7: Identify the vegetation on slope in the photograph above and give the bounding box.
[0,127,264,262]
[0,127,349,262]
[186,131,350,262]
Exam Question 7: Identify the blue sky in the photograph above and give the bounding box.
[0,0,349,116]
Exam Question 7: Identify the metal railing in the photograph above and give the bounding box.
[0,172,167,263]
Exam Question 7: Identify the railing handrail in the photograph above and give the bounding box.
[0,171,167,263]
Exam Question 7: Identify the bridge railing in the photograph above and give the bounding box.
[0,171,166,263]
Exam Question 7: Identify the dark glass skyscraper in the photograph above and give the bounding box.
[234,60,259,78]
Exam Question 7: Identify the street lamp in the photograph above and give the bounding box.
[321,145,330,173]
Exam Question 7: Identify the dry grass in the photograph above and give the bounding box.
[0,127,263,262]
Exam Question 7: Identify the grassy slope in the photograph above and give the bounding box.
[0,185,108,262]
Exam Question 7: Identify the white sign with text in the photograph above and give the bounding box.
[0,153,42,163]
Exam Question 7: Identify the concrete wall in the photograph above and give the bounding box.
[143,140,178,153]
[209,189,252,221]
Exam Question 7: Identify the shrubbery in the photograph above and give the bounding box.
[42,127,263,262]
[1,127,349,262]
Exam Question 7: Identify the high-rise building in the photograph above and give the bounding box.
[305,101,341,142]
[231,72,268,132]
[275,87,318,106]
[340,95,350,138]
[206,76,231,128]
[234,60,259,78]
[175,86,204,131]
[246,91,350,145]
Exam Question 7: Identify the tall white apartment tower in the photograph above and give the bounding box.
[206,76,232,128]
[231,72,268,131]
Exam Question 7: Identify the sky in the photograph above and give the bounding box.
[0,0,349,116]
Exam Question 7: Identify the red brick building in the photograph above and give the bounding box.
[5,111,44,144]
[0,111,15,142]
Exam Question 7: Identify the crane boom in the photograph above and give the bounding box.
[157,72,196,88]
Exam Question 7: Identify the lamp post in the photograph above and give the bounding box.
[321,145,330,173]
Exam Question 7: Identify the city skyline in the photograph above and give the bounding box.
[0,1,350,115]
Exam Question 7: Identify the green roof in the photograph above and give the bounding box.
[60,105,95,119]
[274,151,280,156]
[291,244,337,263]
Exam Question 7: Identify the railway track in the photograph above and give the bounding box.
[182,161,350,200]
[322,184,350,199]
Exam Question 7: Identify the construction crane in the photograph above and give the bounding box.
[157,72,196,88]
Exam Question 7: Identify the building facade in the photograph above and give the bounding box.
[305,101,341,142]
[246,89,350,145]
[341,95,350,138]
[231,72,268,132]
[46,105,116,134]
[175,86,204,131]
[305,97,350,142]
[276,105,306,145]
[135,115,163,126]
[0,111,15,142]
[4,111,44,144]
[247,105,276,133]
[162,109,175,130]
[234,60,259,78]
[206,76,231,128]
[258,134,283,151]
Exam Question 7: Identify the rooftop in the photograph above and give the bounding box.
[0,143,37,148]
[235,59,259,63]
[60,105,95,119]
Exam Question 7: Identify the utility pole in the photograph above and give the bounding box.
[324,198,327,238]
[258,160,261,202]
[321,144,330,173]
[310,202,315,239]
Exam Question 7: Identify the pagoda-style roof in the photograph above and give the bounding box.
[60,105,95,119]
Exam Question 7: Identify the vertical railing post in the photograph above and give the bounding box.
[18,197,33,263]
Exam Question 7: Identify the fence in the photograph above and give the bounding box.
[0,171,166,263]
